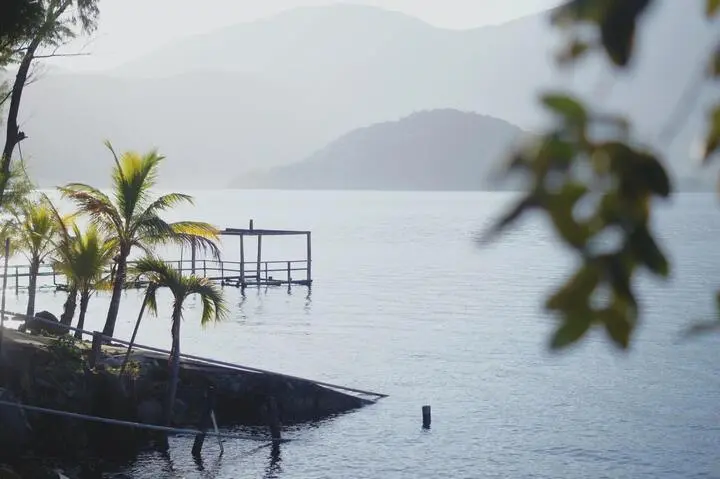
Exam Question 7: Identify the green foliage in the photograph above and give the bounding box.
[47,335,83,366]
[51,221,116,296]
[0,0,45,63]
[7,198,58,263]
[487,0,720,350]
[59,142,221,260]
[132,256,228,327]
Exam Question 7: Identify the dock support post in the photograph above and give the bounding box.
[191,238,197,275]
[239,234,245,288]
[192,386,217,458]
[422,405,431,429]
[268,396,282,441]
[14,266,18,295]
[256,234,262,285]
[306,232,312,284]
[287,261,291,285]
[203,259,207,277]
[89,331,103,368]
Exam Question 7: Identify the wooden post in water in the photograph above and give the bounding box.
[256,234,262,285]
[14,266,18,295]
[192,386,217,458]
[203,259,207,276]
[306,232,312,283]
[239,234,245,287]
[287,261,291,284]
[267,396,282,441]
[422,405,431,429]
[89,331,103,368]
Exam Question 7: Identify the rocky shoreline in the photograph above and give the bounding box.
[0,320,379,478]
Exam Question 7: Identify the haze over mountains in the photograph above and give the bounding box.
[236,110,527,190]
[6,1,718,190]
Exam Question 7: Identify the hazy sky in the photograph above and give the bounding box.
[53,0,563,71]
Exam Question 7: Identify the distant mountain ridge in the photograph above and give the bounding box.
[5,1,716,190]
[234,109,528,190]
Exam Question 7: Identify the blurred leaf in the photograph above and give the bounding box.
[634,153,671,197]
[541,93,587,125]
[551,0,606,26]
[599,0,652,67]
[709,45,720,77]
[479,195,538,244]
[546,263,601,311]
[598,303,632,349]
[557,39,591,65]
[546,183,590,248]
[702,104,720,162]
[708,0,720,17]
[629,225,669,277]
[605,254,637,308]
[550,314,592,350]
[534,135,577,176]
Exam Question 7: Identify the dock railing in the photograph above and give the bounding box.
[5,258,312,292]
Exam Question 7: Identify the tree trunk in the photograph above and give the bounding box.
[0,40,43,207]
[103,252,128,338]
[59,286,77,330]
[75,290,90,340]
[25,258,39,318]
[120,292,149,377]
[164,308,182,426]
[0,1,72,206]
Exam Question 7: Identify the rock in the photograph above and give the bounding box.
[0,388,31,456]
[24,311,66,336]
[137,399,163,425]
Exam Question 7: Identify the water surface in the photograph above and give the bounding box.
[8,191,720,478]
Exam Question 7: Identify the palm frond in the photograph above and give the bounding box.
[113,149,164,225]
[131,255,184,293]
[132,255,227,326]
[136,218,221,260]
[190,279,228,326]
[133,193,195,227]
[59,184,124,236]
[144,282,160,317]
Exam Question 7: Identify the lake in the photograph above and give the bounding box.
[7,190,720,478]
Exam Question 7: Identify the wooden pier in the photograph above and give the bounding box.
[6,221,313,292]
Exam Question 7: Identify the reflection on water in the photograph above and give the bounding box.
[264,443,283,479]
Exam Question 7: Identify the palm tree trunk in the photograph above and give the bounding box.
[25,257,39,318]
[164,308,182,426]
[60,286,78,331]
[75,290,90,340]
[120,292,149,377]
[103,253,128,338]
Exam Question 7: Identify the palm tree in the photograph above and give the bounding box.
[60,141,220,338]
[10,199,58,318]
[132,256,227,425]
[52,223,116,339]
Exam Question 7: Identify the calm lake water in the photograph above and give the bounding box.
[7,190,720,478]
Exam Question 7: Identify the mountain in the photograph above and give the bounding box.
[233,110,527,190]
[7,1,717,188]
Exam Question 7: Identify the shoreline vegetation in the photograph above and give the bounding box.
[0,146,377,478]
